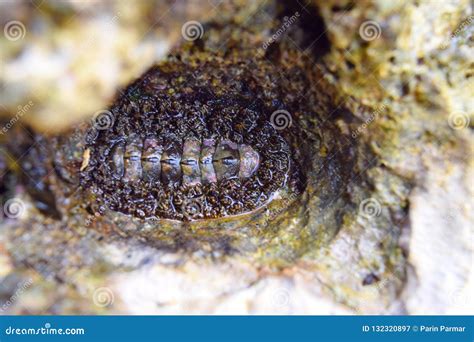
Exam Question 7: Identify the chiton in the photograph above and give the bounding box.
[109,135,260,185]
[81,63,297,221]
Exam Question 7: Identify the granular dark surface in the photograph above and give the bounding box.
[81,60,301,221]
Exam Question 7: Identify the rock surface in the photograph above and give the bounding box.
[0,0,472,315]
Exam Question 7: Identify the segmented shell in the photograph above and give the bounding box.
[82,64,294,221]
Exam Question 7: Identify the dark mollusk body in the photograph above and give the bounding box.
[81,63,297,221]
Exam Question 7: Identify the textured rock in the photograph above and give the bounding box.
[314,0,473,314]
[0,0,472,315]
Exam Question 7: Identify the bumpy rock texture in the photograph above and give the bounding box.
[314,0,473,314]
[0,0,472,315]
